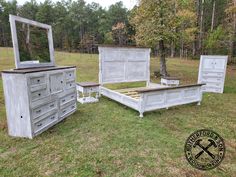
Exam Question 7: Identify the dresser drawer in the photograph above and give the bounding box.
[202,71,224,77]
[60,102,76,118]
[32,100,57,119]
[29,75,46,86]
[33,112,58,134]
[60,93,76,106]
[65,70,75,80]
[66,81,76,90]
[31,88,49,101]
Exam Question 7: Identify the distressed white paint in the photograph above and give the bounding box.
[2,67,77,138]
[161,78,180,86]
[198,55,228,93]
[100,85,203,117]
[76,84,100,104]
[9,15,55,69]
[99,46,204,117]
[98,47,151,85]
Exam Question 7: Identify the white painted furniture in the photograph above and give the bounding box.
[99,46,204,117]
[161,77,180,86]
[198,55,228,93]
[9,15,55,69]
[77,82,100,104]
[2,66,77,138]
[2,16,77,138]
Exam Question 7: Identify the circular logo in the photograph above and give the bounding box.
[184,129,225,170]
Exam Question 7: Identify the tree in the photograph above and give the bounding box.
[112,22,127,45]
[225,0,236,63]
[131,0,177,76]
[176,0,197,58]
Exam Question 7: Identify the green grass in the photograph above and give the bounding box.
[0,47,236,177]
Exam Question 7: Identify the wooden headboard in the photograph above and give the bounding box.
[98,46,151,85]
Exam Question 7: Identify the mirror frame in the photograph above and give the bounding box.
[9,15,55,69]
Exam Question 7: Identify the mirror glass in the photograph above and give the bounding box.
[16,21,50,64]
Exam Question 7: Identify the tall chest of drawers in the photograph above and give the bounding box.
[2,66,77,138]
[198,55,228,93]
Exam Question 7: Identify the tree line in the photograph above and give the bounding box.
[0,0,133,53]
[0,0,235,75]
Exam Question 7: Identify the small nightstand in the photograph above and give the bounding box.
[76,82,100,104]
[161,77,180,86]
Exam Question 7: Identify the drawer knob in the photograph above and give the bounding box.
[37,123,42,127]
[62,99,66,102]
[63,110,66,113]
[71,106,75,109]
[51,116,55,120]
[37,79,40,83]
[61,81,63,83]
[38,93,41,96]
[69,74,72,76]
[36,110,41,114]
[71,95,74,98]
[50,104,54,108]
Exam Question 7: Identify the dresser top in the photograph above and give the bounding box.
[2,66,76,74]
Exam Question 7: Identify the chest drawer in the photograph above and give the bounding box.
[31,88,49,101]
[32,100,57,119]
[33,112,58,134]
[65,70,75,80]
[201,76,223,83]
[202,86,222,93]
[29,75,46,87]
[202,71,224,77]
[60,102,76,118]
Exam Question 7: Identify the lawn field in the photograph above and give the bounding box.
[0,47,235,177]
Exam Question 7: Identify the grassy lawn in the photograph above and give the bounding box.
[0,47,235,177]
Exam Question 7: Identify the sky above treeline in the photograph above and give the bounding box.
[14,0,138,9]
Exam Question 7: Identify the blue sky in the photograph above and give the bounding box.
[16,0,138,9]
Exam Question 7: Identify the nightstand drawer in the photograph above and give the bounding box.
[83,86,99,93]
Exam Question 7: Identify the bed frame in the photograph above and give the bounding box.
[98,46,204,117]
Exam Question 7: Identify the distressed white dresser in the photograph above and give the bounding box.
[198,55,228,93]
[2,66,77,138]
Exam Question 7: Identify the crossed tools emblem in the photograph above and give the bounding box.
[193,139,217,159]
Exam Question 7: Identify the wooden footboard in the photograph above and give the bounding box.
[101,84,205,118]
[136,84,205,117]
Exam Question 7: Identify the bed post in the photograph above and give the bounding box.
[197,87,203,106]
[146,49,151,87]
[98,47,102,97]
[139,94,145,118]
